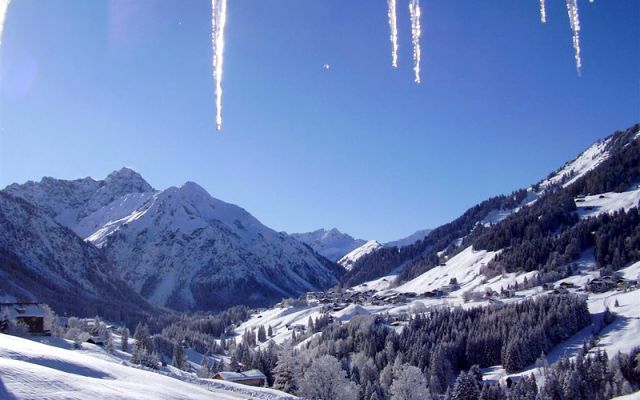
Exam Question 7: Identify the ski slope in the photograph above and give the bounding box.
[0,334,296,400]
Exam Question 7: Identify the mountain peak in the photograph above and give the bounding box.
[104,167,154,193]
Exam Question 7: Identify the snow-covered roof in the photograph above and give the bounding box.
[214,369,267,382]
[0,303,45,319]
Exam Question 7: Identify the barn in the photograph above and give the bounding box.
[212,370,267,387]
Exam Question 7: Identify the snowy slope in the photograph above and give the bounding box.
[291,228,366,261]
[338,240,383,270]
[4,169,342,311]
[575,186,640,219]
[0,334,295,400]
[540,137,613,189]
[384,229,432,248]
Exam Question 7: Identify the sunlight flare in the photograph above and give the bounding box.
[409,0,422,84]
[387,0,399,68]
[212,0,228,131]
[0,0,10,47]
[566,0,582,75]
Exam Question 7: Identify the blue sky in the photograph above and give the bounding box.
[1,1,638,242]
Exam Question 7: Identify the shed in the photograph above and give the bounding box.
[212,369,267,387]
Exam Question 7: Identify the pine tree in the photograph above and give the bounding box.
[121,327,129,353]
[257,325,267,343]
[106,333,114,354]
[172,342,187,370]
[449,371,480,400]
[273,343,300,394]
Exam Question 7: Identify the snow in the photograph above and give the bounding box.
[394,246,498,295]
[291,228,366,261]
[540,137,611,189]
[338,240,382,270]
[351,275,397,292]
[0,334,295,400]
[575,186,640,219]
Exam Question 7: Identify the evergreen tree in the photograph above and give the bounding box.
[172,342,187,370]
[121,327,130,353]
[449,371,480,400]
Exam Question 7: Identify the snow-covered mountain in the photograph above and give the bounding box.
[4,168,343,311]
[0,192,153,323]
[384,229,432,248]
[338,240,383,270]
[291,228,366,262]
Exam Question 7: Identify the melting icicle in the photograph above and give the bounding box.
[539,0,547,23]
[566,0,582,75]
[409,0,422,84]
[211,0,228,131]
[387,0,399,68]
[0,0,10,47]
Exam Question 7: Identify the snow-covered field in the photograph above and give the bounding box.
[576,186,640,219]
[0,334,295,400]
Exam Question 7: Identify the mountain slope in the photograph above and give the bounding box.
[0,192,154,325]
[384,229,432,248]
[4,170,343,311]
[291,228,366,261]
[342,124,640,287]
[338,240,382,270]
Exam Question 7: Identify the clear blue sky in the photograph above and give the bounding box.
[1,1,638,242]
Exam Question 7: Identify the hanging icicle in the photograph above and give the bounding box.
[539,0,547,23]
[566,0,582,75]
[387,0,399,68]
[0,0,10,47]
[211,0,228,131]
[409,0,422,84]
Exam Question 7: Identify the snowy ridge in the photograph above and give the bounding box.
[540,137,612,189]
[291,228,366,261]
[338,240,383,270]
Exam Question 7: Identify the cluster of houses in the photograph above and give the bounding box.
[304,282,463,311]
[586,275,638,293]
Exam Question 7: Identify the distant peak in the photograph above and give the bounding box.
[104,167,154,192]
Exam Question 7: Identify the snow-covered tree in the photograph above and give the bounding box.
[273,343,301,394]
[449,371,480,400]
[389,365,431,400]
[121,327,130,353]
[299,355,359,400]
[172,342,187,370]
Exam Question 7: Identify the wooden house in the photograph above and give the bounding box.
[212,369,267,387]
[0,302,50,335]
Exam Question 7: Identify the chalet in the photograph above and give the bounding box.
[559,281,576,289]
[86,336,107,346]
[0,302,50,335]
[587,277,616,293]
[542,283,554,291]
[212,369,267,387]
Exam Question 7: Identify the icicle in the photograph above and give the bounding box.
[566,0,582,75]
[211,0,228,131]
[409,0,422,84]
[0,0,10,47]
[387,0,399,68]
[539,0,547,23]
